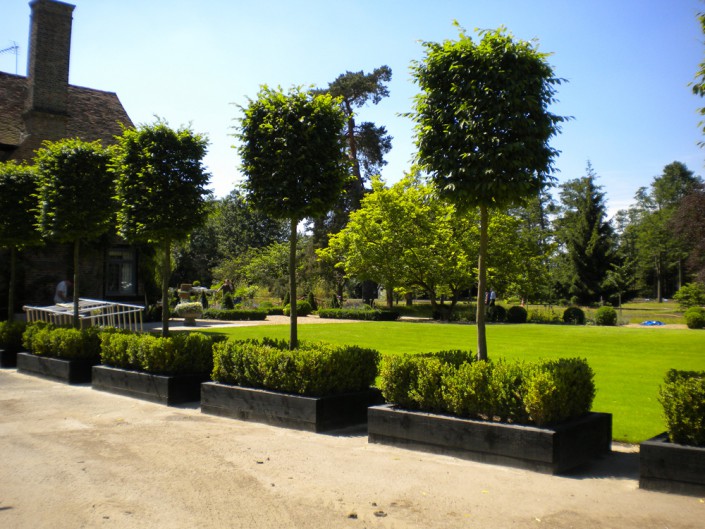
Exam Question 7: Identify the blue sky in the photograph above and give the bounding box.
[2,0,703,216]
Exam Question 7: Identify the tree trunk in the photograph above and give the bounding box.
[289,219,298,350]
[8,246,16,322]
[72,239,80,329]
[476,205,489,361]
[655,256,662,303]
[161,239,171,338]
[386,286,393,308]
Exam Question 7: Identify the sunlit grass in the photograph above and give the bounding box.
[202,320,704,444]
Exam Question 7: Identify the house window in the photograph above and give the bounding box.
[106,248,136,296]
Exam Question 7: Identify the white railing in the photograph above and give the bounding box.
[23,298,144,332]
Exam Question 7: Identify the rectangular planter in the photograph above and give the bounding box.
[92,365,207,405]
[640,432,705,496]
[201,382,383,432]
[16,352,94,384]
[368,404,612,474]
[0,348,20,368]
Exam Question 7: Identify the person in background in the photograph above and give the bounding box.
[54,278,73,304]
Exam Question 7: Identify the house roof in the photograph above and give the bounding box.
[0,71,133,162]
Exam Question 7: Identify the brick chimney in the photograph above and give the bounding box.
[24,0,75,140]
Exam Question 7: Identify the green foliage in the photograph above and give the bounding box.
[211,339,380,396]
[24,325,102,361]
[594,306,618,326]
[236,86,348,222]
[112,120,211,245]
[486,304,507,323]
[100,331,216,375]
[409,26,564,211]
[0,320,27,351]
[200,291,209,309]
[378,352,595,426]
[0,162,42,249]
[554,164,616,305]
[306,292,318,311]
[505,306,528,324]
[658,370,705,446]
[684,307,705,329]
[317,308,400,321]
[527,307,562,324]
[562,307,586,325]
[222,293,235,310]
[202,308,267,321]
[673,282,705,309]
[331,294,341,309]
[35,138,114,243]
[283,300,313,317]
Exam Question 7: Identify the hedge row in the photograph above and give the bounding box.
[659,369,705,446]
[100,331,218,375]
[22,323,103,362]
[317,308,401,321]
[379,351,595,426]
[202,308,267,321]
[211,338,380,397]
[0,320,27,352]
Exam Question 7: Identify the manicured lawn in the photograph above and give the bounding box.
[203,321,704,444]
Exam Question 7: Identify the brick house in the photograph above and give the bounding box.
[0,0,147,316]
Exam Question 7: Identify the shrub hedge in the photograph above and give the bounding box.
[505,306,528,324]
[594,306,618,326]
[378,351,595,426]
[100,331,218,375]
[562,307,586,325]
[486,304,506,322]
[317,308,401,321]
[22,323,102,361]
[658,369,705,446]
[283,300,313,317]
[202,308,267,321]
[0,320,27,352]
[684,307,705,329]
[211,338,380,397]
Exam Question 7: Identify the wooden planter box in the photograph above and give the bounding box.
[368,404,612,474]
[201,382,383,432]
[640,433,705,495]
[16,352,95,384]
[0,348,21,368]
[92,365,208,405]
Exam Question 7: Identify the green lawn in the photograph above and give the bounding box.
[202,321,705,444]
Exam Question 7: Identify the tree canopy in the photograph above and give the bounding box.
[409,26,566,359]
[0,162,42,320]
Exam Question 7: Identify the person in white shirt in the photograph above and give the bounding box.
[54,279,73,304]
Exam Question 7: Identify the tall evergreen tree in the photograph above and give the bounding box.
[624,162,702,299]
[555,163,615,305]
[312,66,393,241]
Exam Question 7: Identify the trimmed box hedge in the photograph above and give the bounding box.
[202,308,268,321]
[317,308,400,321]
[100,331,217,376]
[378,351,595,427]
[22,323,102,362]
[658,369,705,447]
[211,338,380,397]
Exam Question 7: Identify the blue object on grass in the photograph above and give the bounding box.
[640,320,665,326]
